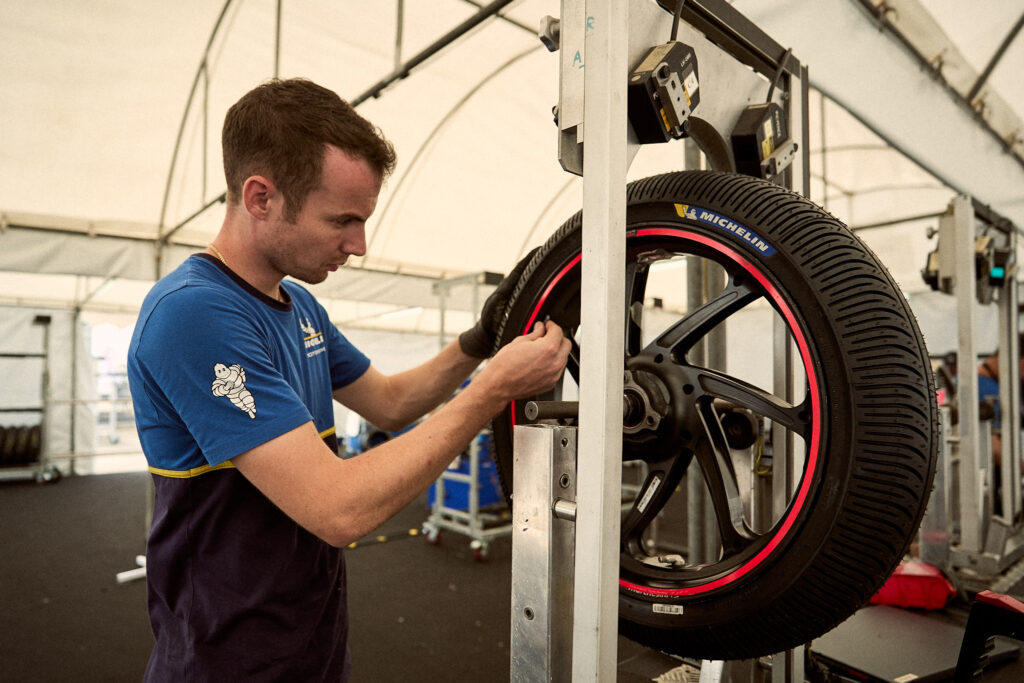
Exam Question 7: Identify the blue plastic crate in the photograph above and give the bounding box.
[427,434,503,510]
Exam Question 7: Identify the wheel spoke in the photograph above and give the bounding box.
[647,277,761,361]
[694,368,810,439]
[625,261,649,357]
[694,399,757,555]
[564,328,581,385]
[622,449,692,557]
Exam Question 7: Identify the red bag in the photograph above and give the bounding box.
[870,560,956,610]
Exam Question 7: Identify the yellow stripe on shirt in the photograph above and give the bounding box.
[148,461,236,478]
[149,426,336,478]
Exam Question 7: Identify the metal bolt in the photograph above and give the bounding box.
[538,16,560,52]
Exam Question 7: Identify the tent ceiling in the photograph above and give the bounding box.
[1,0,1022,333]
[733,0,1023,226]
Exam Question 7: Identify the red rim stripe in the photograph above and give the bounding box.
[516,226,821,597]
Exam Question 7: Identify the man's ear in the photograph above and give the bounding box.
[242,175,277,219]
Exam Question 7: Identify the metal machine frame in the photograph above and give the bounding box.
[919,195,1024,585]
[509,1,810,679]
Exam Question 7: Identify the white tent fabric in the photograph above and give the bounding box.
[1,0,1022,471]
[734,0,1024,230]
[1,0,1022,332]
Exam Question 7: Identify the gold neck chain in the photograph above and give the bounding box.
[207,242,284,303]
[208,243,228,266]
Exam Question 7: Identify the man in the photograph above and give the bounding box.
[128,78,569,681]
[977,336,1024,470]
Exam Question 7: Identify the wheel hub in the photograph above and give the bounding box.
[622,369,670,435]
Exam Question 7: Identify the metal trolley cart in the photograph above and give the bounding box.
[422,428,512,561]
[419,271,513,560]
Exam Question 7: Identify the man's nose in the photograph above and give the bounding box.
[345,226,367,256]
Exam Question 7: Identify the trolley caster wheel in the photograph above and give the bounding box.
[471,541,489,562]
[423,525,441,546]
[35,465,61,484]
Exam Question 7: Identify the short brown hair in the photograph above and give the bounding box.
[222,78,396,221]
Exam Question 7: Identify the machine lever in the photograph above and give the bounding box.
[524,400,580,422]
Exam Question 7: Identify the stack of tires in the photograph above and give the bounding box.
[0,424,42,467]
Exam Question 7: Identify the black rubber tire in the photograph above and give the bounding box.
[26,424,42,463]
[0,426,9,466]
[490,171,937,660]
[13,426,32,465]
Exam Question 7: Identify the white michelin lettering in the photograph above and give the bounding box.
[696,209,774,255]
[211,363,256,418]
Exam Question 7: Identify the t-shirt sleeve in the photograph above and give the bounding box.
[322,313,370,390]
[134,288,314,465]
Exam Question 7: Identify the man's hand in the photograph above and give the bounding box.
[473,320,571,403]
[458,249,538,359]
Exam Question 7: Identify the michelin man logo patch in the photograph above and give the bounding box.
[211,363,256,418]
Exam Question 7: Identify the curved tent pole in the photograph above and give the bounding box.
[155,0,237,280]
[966,11,1024,105]
[274,0,282,78]
[460,0,536,35]
[157,0,235,239]
[351,0,517,107]
[363,45,541,264]
[517,177,578,260]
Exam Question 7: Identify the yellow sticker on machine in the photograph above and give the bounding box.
[761,117,775,158]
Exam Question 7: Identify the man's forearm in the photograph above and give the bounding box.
[376,340,483,428]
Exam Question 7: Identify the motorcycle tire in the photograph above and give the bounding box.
[490,170,938,660]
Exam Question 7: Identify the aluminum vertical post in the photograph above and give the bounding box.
[997,239,1021,522]
[510,424,577,682]
[950,196,983,553]
[771,647,805,683]
[573,1,628,679]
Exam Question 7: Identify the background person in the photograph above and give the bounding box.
[977,333,1024,470]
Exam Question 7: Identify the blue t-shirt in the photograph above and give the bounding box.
[979,373,1001,429]
[128,254,370,682]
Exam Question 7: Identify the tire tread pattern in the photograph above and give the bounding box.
[493,171,937,659]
